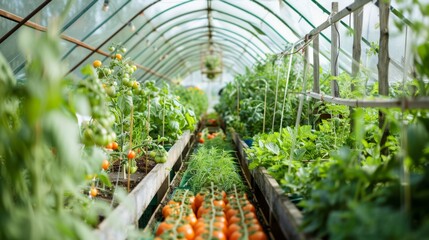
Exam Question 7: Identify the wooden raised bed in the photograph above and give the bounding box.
[231,132,305,240]
[94,131,193,240]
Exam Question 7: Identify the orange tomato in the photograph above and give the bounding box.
[101,159,110,170]
[89,187,98,197]
[226,208,239,220]
[105,142,113,149]
[195,192,205,210]
[249,231,267,240]
[207,134,214,140]
[198,138,204,144]
[243,203,256,213]
[127,150,136,159]
[184,212,197,227]
[247,223,263,232]
[229,216,241,225]
[93,60,102,68]
[229,231,242,240]
[177,223,194,240]
[111,141,119,150]
[213,199,225,209]
[227,223,242,237]
[211,230,227,240]
[155,221,173,236]
[115,53,122,60]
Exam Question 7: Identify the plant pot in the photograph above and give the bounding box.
[243,138,254,148]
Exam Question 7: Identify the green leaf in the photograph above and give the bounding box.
[265,142,280,155]
[98,172,112,187]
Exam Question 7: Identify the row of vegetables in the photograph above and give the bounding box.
[152,128,268,240]
[216,51,429,238]
[0,26,208,239]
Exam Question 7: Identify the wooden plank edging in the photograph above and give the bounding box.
[94,131,192,240]
[231,132,305,240]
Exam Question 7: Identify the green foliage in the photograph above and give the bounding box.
[184,146,244,193]
[215,54,306,137]
[0,27,108,239]
[172,85,208,118]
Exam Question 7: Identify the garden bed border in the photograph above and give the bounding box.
[94,130,192,240]
[232,132,305,240]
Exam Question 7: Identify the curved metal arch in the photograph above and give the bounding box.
[156,55,244,82]
[137,28,264,76]
[143,45,252,81]
[135,27,264,66]
[141,38,257,80]
[219,0,298,42]
[125,10,281,63]
[134,24,271,68]
[148,42,254,80]
[168,57,244,81]
[137,28,262,79]
[140,51,243,82]
[123,3,289,61]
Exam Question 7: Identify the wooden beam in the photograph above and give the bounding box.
[307,92,429,109]
[378,0,390,154]
[352,7,363,84]
[308,0,372,39]
[331,2,340,97]
[0,10,171,81]
[351,7,364,131]
[0,0,51,44]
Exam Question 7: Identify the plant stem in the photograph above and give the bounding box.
[128,105,134,193]
[146,94,151,174]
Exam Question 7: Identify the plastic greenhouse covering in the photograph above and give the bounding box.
[3,1,429,240]
[0,1,420,87]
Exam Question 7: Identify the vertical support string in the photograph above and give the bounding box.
[271,60,282,132]
[279,44,295,132]
[288,38,309,174]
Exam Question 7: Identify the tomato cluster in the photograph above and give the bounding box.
[155,187,267,240]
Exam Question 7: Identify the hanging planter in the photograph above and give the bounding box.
[201,48,223,80]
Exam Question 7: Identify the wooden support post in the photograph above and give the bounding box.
[378,0,390,154]
[313,34,320,94]
[352,7,363,87]
[351,7,363,131]
[331,2,340,97]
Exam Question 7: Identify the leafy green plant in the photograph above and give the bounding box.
[215,54,305,137]
[172,85,208,118]
[184,146,244,193]
[0,25,108,239]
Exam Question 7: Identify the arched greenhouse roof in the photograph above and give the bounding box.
[0,0,418,84]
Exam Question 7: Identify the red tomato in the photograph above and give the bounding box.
[198,138,204,144]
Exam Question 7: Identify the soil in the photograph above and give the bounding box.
[96,155,158,203]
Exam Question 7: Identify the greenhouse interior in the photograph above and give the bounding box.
[1,0,429,239]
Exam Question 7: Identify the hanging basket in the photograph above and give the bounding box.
[201,48,223,80]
